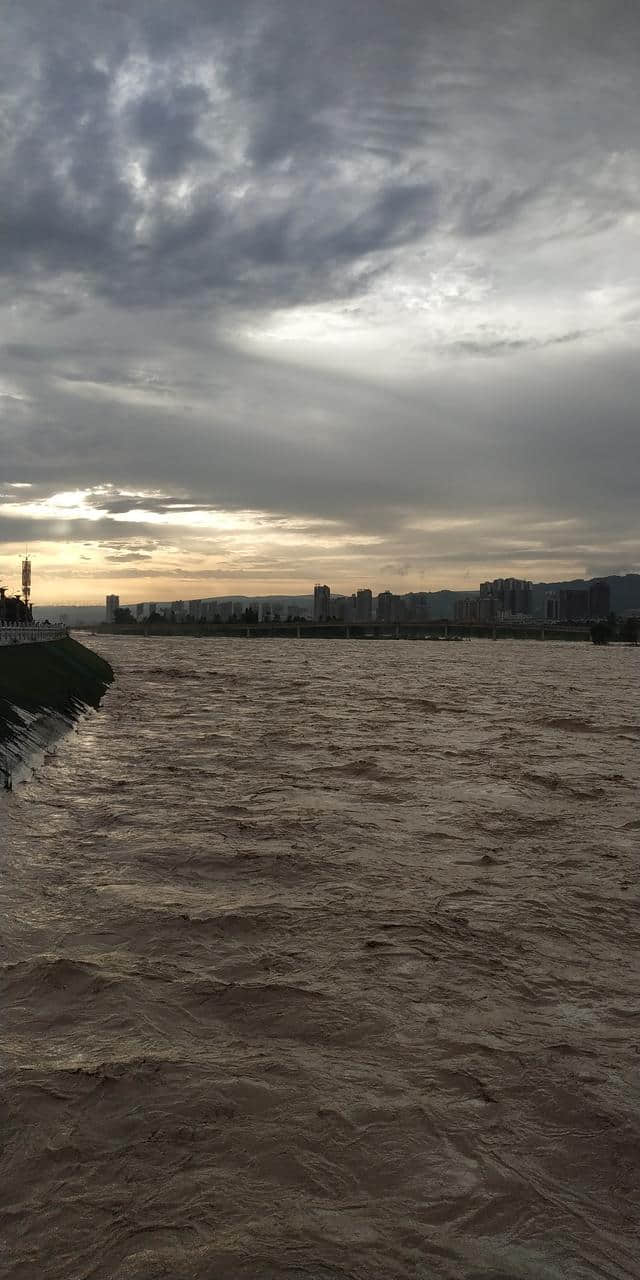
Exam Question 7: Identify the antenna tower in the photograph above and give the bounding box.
[21,554,32,609]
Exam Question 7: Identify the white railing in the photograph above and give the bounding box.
[0,622,68,646]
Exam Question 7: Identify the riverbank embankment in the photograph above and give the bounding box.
[0,636,113,777]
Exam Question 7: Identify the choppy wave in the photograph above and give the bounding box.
[1,635,639,1279]
[0,702,81,788]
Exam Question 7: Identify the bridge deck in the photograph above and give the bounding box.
[95,620,592,641]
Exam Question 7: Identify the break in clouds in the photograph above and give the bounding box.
[1,0,639,600]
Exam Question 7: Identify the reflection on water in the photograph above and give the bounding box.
[1,636,639,1279]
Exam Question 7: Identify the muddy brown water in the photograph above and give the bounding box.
[1,635,639,1280]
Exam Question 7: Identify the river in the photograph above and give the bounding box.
[1,635,639,1279]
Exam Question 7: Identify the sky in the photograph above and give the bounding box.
[1,0,639,605]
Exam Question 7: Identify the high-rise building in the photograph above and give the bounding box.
[188,599,202,619]
[455,597,479,622]
[503,578,532,615]
[343,594,357,624]
[480,578,531,616]
[559,589,589,622]
[171,600,185,620]
[313,584,331,622]
[404,592,430,622]
[477,594,498,622]
[545,592,560,621]
[376,591,404,623]
[588,580,610,619]
[480,579,503,601]
[105,594,119,623]
[376,591,394,623]
[356,588,372,623]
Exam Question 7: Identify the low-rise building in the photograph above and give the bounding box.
[0,586,33,624]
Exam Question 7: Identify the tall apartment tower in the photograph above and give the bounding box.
[559,588,589,621]
[589,580,610,618]
[343,594,357,624]
[545,592,560,621]
[481,577,532,617]
[356,588,373,623]
[105,594,119,623]
[313,584,331,622]
[376,591,394,623]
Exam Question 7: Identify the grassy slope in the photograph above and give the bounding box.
[0,636,114,744]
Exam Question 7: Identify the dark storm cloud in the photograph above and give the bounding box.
[446,330,596,357]
[0,0,447,309]
[5,0,634,311]
[1,0,640,588]
[126,85,215,181]
[1,1,637,315]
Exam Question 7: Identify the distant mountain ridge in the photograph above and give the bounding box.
[31,573,640,623]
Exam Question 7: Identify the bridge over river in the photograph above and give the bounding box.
[95,619,592,642]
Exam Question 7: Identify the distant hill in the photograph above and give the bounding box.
[31,604,106,624]
[422,590,473,620]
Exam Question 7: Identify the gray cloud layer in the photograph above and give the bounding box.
[1,0,639,590]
